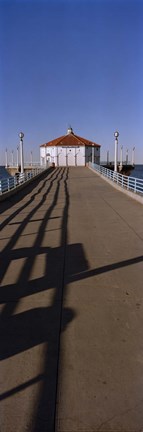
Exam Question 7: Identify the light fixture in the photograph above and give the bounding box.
[114,131,119,139]
[19,132,24,140]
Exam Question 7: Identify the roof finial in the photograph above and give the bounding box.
[67,125,74,135]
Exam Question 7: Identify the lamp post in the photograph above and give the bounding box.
[92,144,94,164]
[107,150,109,166]
[19,132,24,174]
[126,148,128,165]
[120,145,123,169]
[132,147,135,166]
[30,151,33,167]
[17,146,19,169]
[5,148,8,168]
[114,131,119,172]
[11,150,14,166]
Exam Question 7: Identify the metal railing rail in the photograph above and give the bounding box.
[6,162,41,168]
[100,160,131,166]
[0,167,47,195]
[22,162,41,167]
[89,162,143,196]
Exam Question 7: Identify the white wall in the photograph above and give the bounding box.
[58,148,67,166]
[76,146,85,166]
[40,145,100,166]
[40,147,46,165]
[40,146,86,166]
[40,146,55,165]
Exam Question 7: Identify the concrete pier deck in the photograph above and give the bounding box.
[0,167,143,432]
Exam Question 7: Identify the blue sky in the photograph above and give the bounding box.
[0,0,143,164]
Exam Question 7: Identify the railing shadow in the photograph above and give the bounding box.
[0,167,57,227]
[0,167,88,431]
[0,168,63,284]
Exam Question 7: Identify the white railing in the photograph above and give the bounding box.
[100,160,131,166]
[24,162,41,167]
[6,162,41,168]
[89,162,143,196]
[0,167,47,195]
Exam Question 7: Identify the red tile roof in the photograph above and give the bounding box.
[40,132,101,148]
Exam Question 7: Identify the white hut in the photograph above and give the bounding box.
[40,127,100,167]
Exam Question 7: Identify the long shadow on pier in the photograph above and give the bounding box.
[0,168,63,285]
[0,167,56,230]
[0,167,88,431]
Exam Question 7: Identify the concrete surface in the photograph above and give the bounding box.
[0,167,143,432]
[89,165,143,205]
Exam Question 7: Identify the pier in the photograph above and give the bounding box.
[6,163,42,177]
[0,167,143,432]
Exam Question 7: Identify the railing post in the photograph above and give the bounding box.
[8,178,10,191]
[14,176,17,188]
[127,176,129,190]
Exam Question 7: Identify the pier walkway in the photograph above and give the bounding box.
[0,167,143,432]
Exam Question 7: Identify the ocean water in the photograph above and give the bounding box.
[0,166,12,180]
[129,164,143,179]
